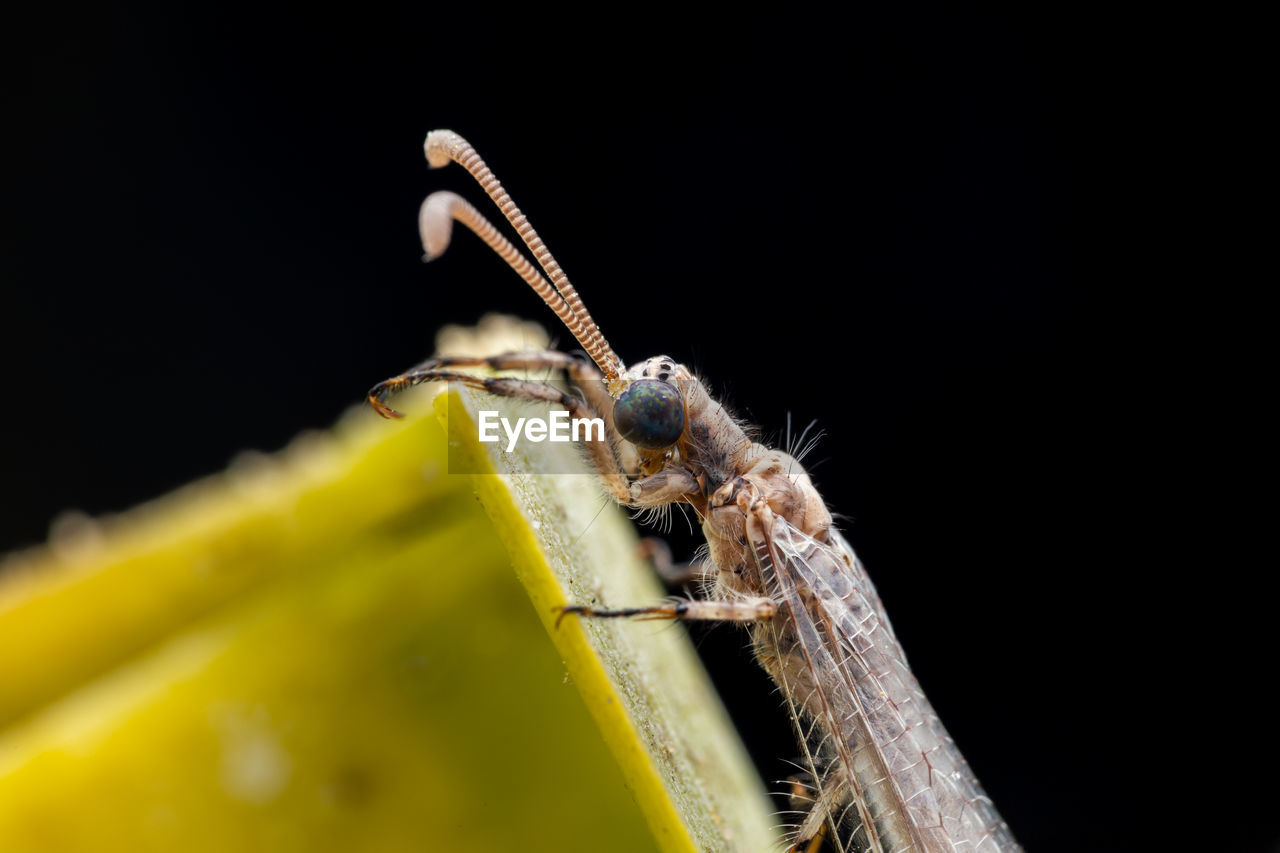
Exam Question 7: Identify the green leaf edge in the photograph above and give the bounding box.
[436,387,779,853]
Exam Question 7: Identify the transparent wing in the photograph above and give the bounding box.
[750,511,1020,853]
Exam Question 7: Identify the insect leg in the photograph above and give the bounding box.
[557,597,775,626]
[636,537,716,587]
[786,819,830,853]
[367,350,589,418]
[369,365,633,502]
[781,771,835,853]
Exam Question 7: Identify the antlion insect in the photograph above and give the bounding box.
[368,130,1022,853]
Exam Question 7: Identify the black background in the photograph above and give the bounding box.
[4,8,1262,852]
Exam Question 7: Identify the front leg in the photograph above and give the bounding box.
[368,349,590,418]
[369,358,633,503]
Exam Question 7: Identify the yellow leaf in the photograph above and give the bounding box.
[0,316,777,852]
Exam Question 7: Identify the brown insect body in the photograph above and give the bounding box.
[369,131,1020,852]
[629,360,1015,851]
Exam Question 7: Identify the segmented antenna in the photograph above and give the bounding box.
[421,130,627,390]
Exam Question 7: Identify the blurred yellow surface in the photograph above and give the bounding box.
[0,396,658,852]
[0,316,777,853]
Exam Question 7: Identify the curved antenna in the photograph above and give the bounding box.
[419,191,595,359]
[422,129,626,389]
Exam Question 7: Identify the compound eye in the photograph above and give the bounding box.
[614,380,685,449]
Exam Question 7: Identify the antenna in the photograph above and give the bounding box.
[419,130,626,389]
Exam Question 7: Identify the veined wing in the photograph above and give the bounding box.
[749,510,1020,852]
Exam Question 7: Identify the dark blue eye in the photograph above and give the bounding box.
[614,380,684,449]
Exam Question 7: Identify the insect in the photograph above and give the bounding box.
[368,130,1022,853]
